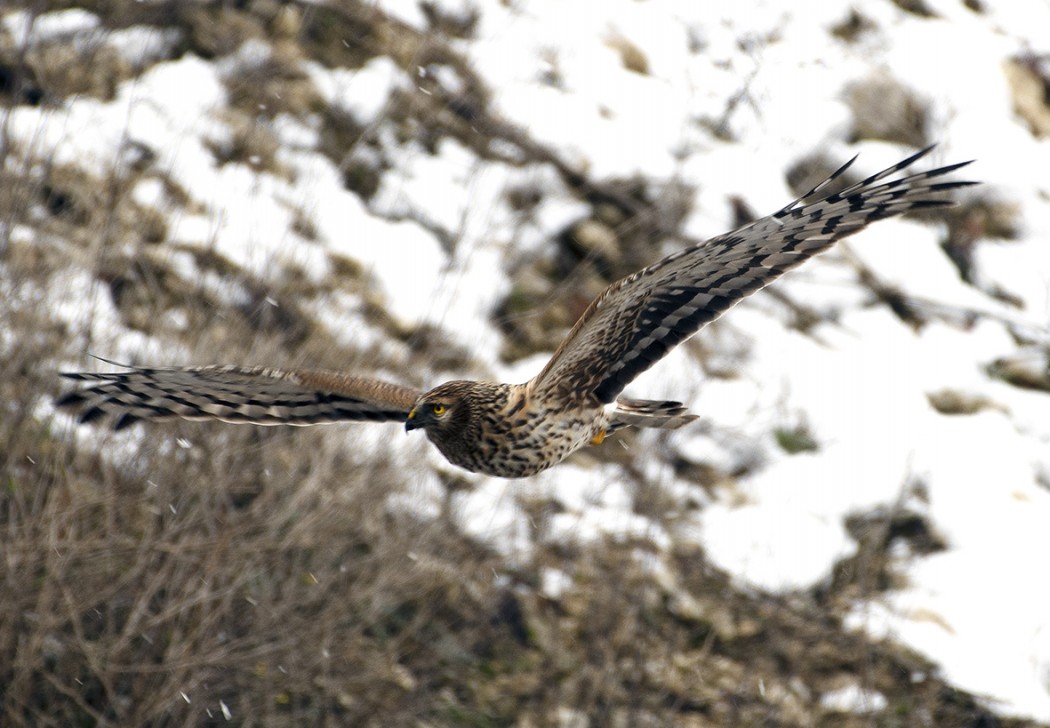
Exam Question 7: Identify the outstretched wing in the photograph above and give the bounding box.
[531,145,977,404]
[56,362,422,430]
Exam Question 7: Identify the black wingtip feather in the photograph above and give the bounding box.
[898,143,938,168]
[803,153,859,199]
[928,179,980,192]
[905,200,956,210]
[927,159,975,177]
[88,354,135,369]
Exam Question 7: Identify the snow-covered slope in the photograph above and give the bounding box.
[6,0,1049,720]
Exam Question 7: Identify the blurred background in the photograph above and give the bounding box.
[1,1,1048,725]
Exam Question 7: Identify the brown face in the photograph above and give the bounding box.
[404,398,453,433]
[404,381,474,435]
[400,380,517,476]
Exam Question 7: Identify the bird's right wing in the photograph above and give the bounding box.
[56,363,422,430]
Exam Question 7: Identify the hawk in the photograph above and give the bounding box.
[57,146,975,478]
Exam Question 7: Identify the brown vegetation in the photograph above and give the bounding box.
[0,2,1043,726]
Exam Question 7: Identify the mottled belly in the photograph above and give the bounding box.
[451,406,609,478]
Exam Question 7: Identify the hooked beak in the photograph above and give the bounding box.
[405,408,421,432]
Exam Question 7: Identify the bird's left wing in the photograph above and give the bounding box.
[531,146,976,405]
[56,363,422,430]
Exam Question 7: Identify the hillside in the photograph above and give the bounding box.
[2,2,1049,726]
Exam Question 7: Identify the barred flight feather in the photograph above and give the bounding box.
[57,364,420,429]
[531,145,976,405]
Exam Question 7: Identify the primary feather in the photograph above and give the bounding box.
[531,145,976,404]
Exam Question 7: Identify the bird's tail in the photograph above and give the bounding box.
[609,398,698,432]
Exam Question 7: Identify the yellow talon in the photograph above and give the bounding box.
[590,429,606,446]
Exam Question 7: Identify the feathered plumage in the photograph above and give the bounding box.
[57,146,976,477]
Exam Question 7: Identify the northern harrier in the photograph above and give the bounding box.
[57,146,975,477]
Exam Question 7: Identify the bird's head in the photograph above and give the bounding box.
[405,381,475,437]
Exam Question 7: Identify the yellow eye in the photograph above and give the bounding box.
[431,403,447,416]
